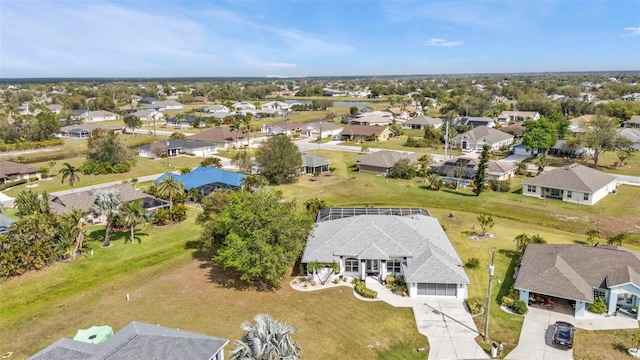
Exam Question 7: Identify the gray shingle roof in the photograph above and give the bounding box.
[49,184,161,215]
[514,244,640,302]
[628,115,640,124]
[404,115,443,126]
[301,153,330,168]
[342,124,389,136]
[355,150,420,169]
[302,214,470,284]
[523,163,617,193]
[0,160,39,179]
[453,126,513,144]
[28,322,228,360]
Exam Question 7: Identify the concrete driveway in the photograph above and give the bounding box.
[412,298,489,360]
[505,307,573,360]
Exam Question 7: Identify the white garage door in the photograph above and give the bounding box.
[417,283,457,296]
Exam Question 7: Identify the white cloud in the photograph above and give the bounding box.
[265,63,298,68]
[624,26,640,36]
[426,38,463,47]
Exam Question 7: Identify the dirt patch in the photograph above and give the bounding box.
[596,216,640,237]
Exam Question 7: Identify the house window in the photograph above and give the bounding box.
[567,191,572,199]
[387,259,402,274]
[583,193,589,201]
[593,288,607,299]
[527,185,536,193]
[344,258,359,272]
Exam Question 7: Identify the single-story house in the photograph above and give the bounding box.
[48,184,169,221]
[165,114,206,128]
[131,109,164,121]
[497,111,540,123]
[71,110,120,123]
[452,126,514,151]
[301,153,330,174]
[138,97,158,104]
[231,101,256,111]
[202,104,229,113]
[301,208,470,298]
[58,124,124,138]
[155,166,246,196]
[138,139,216,158]
[46,104,63,114]
[522,163,617,205]
[434,157,517,184]
[0,160,41,183]
[626,115,640,128]
[260,121,302,136]
[194,96,211,104]
[156,100,183,110]
[189,127,252,150]
[515,244,640,319]
[355,150,420,175]
[300,121,343,138]
[0,213,16,234]
[261,101,290,110]
[619,128,640,150]
[454,116,496,128]
[28,321,228,360]
[340,125,394,142]
[401,115,443,130]
[350,111,394,126]
[386,106,418,120]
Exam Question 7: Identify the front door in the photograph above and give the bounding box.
[366,260,378,274]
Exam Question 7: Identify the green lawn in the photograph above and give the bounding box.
[0,210,426,359]
[543,152,640,176]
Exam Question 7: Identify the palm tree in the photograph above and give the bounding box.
[535,155,548,175]
[119,200,147,244]
[91,189,122,247]
[155,176,184,213]
[59,163,80,191]
[231,314,301,360]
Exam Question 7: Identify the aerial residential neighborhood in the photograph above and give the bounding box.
[1,1,639,360]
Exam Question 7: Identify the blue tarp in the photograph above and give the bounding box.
[154,166,247,191]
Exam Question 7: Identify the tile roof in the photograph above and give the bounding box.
[355,150,420,169]
[523,163,617,193]
[514,244,640,302]
[302,214,470,284]
[28,321,228,360]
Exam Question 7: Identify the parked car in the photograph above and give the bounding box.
[462,148,473,153]
[552,321,575,349]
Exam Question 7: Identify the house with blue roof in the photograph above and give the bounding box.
[155,166,247,196]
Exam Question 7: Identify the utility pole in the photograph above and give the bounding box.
[444,120,449,161]
[484,247,496,342]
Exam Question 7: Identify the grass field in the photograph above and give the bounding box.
[1,140,639,359]
[0,210,426,359]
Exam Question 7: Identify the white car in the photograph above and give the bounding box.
[462,148,473,153]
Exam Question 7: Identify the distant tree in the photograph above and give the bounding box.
[425,173,443,190]
[477,214,494,236]
[231,314,301,360]
[454,164,466,190]
[84,129,136,174]
[514,233,547,253]
[349,106,359,115]
[91,189,122,247]
[616,139,636,166]
[608,232,627,246]
[522,117,558,154]
[202,189,314,288]
[568,116,625,168]
[179,166,192,175]
[535,155,548,175]
[254,135,302,184]
[387,158,417,179]
[169,131,187,140]
[231,151,253,173]
[201,156,222,168]
[242,174,269,192]
[123,115,143,134]
[473,145,490,196]
[58,162,81,191]
[304,197,326,218]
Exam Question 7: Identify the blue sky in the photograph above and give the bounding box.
[1,0,639,78]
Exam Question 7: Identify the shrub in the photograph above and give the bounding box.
[588,296,607,314]
[152,208,170,226]
[311,280,317,286]
[0,179,27,191]
[29,177,39,182]
[501,296,515,308]
[170,204,188,222]
[510,300,528,315]
[352,278,377,298]
[465,297,483,315]
[465,257,480,269]
[489,180,511,192]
